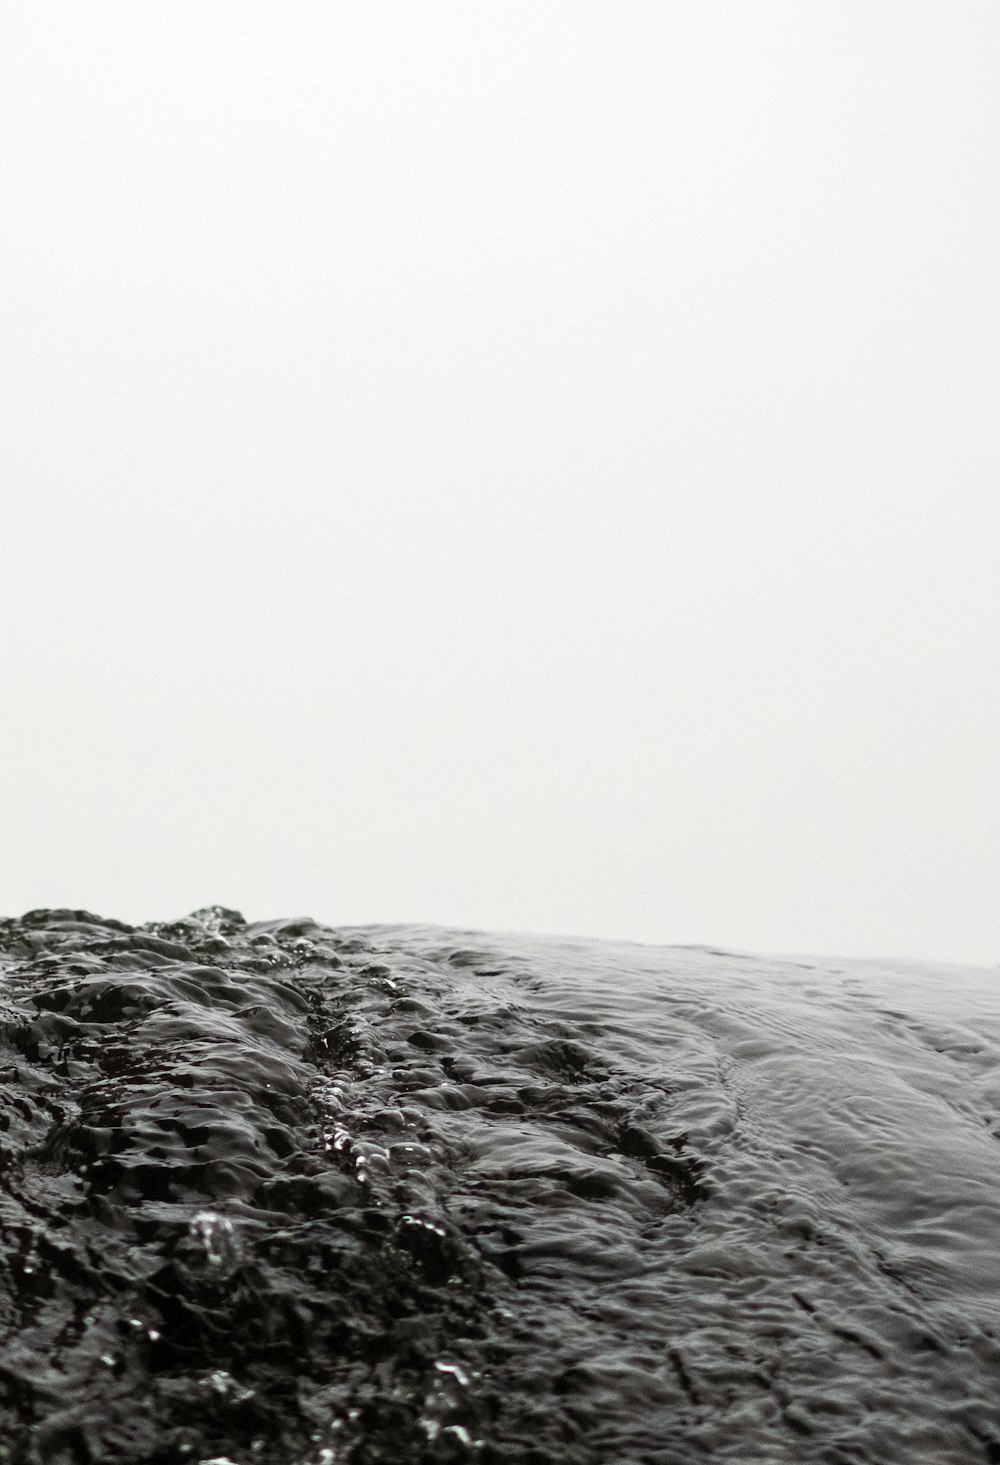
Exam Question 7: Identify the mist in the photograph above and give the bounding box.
[2,3,997,963]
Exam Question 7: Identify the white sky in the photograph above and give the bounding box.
[1,3,998,964]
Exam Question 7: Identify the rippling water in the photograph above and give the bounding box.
[2,908,1000,1463]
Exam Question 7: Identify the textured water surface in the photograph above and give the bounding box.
[1,908,1000,1463]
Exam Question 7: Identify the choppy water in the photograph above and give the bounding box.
[2,909,1000,1464]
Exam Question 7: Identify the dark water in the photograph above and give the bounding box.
[2,909,1000,1464]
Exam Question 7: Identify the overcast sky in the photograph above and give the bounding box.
[2,3,997,963]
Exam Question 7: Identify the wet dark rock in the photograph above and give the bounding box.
[2,910,1000,1461]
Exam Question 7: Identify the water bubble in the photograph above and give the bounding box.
[184,1210,243,1277]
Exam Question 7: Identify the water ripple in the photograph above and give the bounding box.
[2,908,1000,1462]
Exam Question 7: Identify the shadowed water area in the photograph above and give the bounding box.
[1,908,1000,1463]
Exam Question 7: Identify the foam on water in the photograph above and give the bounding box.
[2,909,1000,1463]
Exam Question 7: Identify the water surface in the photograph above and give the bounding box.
[2,908,999,1463]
